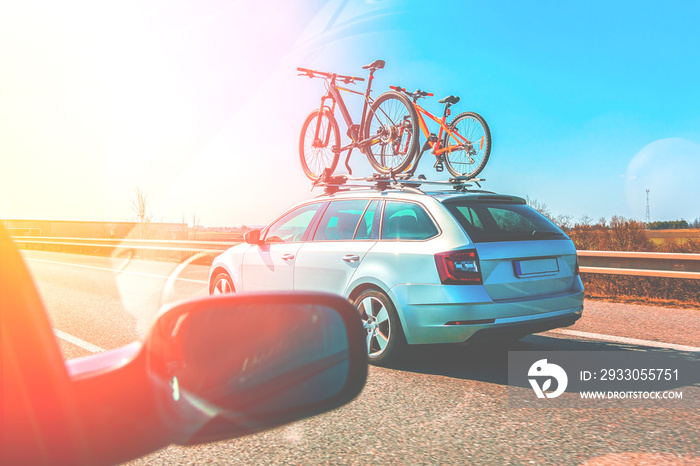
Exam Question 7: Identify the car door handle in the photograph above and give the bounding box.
[342,254,360,263]
[281,254,295,261]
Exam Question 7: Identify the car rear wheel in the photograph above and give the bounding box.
[354,289,405,365]
[210,272,235,295]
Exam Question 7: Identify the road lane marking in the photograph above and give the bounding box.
[53,328,106,353]
[547,329,700,352]
[25,258,208,284]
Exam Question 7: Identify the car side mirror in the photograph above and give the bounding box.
[62,292,366,464]
[145,292,366,445]
[244,229,261,244]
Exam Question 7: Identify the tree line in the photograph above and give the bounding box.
[646,219,700,230]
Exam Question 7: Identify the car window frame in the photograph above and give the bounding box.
[354,199,382,241]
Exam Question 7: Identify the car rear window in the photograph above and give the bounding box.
[443,201,567,243]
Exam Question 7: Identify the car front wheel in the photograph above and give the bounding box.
[210,272,235,295]
[354,289,405,365]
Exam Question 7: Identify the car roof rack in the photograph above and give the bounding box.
[312,172,485,195]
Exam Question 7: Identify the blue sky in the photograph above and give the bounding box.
[1,1,699,226]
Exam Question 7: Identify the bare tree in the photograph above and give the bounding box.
[526,196,552,219]
[526,196,572,230]
[132,188,153,238]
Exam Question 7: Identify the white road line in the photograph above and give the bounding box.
[547,329,700,352]
[25,258,208,284]
[59,326,698,357]
[53,328,106,353]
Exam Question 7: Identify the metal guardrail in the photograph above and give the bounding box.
[10,236,239,252]
[10,236,700,280]
[577,250,700,280]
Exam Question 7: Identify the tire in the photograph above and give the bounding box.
[299,109,340,181]
[362,91,419,175]
[442,111,491,179]
[353,289,406,365]
[209,271,235,295]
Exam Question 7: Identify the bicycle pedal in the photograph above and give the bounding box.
[434,160,444,172]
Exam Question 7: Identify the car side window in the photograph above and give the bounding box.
[354,200,381,240]
[312,200,369,241]
[264,203,322,243]
[382,201,438,240]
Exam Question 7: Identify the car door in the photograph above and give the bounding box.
[240,202,323,291]
[295,199,381,295]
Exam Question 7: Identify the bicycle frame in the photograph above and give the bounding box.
[413,103,475,158]
[311,71,382,173]
[316,79,372,150]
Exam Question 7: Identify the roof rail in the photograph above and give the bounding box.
[312,171,485,195]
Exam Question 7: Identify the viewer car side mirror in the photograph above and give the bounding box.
[244,229,261,244]
[63,292,367,463]
[145,292,367,445]
[2,218,367,466]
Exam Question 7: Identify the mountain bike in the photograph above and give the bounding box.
[390,86,491,179]
[297,60,418,181]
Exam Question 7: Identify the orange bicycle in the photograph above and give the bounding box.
[390,86,491,179]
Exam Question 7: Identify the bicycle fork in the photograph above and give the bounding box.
[313,98,335,148]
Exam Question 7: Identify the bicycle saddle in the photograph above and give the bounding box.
[363,59,385,70]
[439,95,460,105]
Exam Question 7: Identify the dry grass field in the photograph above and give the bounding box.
[646,229,700,247]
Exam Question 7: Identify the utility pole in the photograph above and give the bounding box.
[645,189,650,224]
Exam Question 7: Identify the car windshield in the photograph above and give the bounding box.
[444,201,566,242]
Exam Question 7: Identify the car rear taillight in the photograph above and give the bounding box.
[575,255,580,275]
[434,249,482,285]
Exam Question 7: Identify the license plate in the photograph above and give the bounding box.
[513,258,559,277]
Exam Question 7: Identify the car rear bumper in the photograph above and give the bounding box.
[391,279,584,345]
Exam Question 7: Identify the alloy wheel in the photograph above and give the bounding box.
[358,295,391,357]
[212,275,233,294]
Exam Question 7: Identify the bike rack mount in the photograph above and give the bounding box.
[312,169,484,195]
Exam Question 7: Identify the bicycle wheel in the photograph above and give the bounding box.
[362,91,419,175]
[299,108,340,181]
[442,111,491,179]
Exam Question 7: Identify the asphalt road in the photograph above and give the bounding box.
[22,250,700,465]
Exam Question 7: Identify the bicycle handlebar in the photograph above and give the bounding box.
[296,67,365,83]
[390,86,433,99]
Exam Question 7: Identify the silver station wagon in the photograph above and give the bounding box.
[209,182,584,365]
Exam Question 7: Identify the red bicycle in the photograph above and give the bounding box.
[297,60,419,181]
[390,86,491,179]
